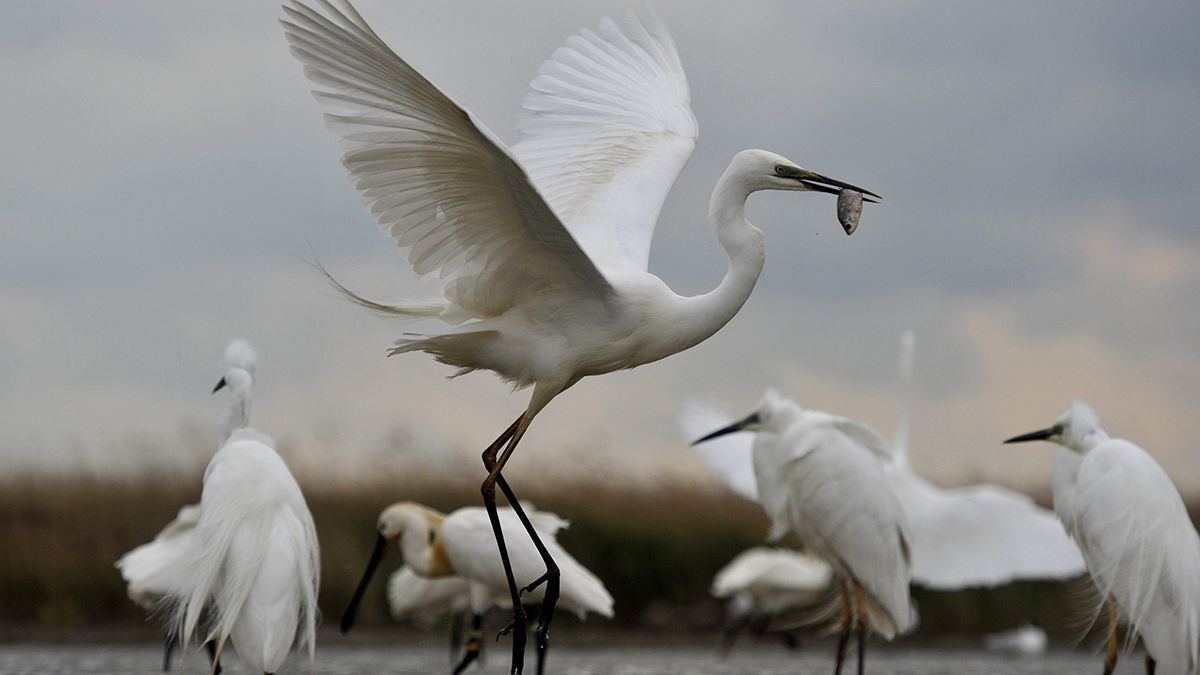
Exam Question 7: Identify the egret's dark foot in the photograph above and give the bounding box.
[532,572,560,675]
[521,572,552,595]
[162,634,178,672]
[1145,654,1157,675]
[205,640,223,675]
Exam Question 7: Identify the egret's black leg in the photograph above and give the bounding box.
[495,474,560,675]
[452,614,485,675]
[1145,654,1157,675]
[162,634,177,672]
[449,612,466,665]
[719,613,753,657]
[833,580,853,675]
[855,623,866,675]
[205,641,223,675]
[481,415,530,674]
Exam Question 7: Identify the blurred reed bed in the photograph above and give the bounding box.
[2,464,1176,643]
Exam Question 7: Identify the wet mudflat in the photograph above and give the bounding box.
[0,643,1145,675]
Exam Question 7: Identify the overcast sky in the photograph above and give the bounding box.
[2,1,1198,495]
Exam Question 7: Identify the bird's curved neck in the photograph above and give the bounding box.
[681,169,766,348]
[218,377,252,446]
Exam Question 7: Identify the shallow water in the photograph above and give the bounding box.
[0,643,1151,675]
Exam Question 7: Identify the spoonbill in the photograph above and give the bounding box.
[116,339,258,672]
[280,2,878,670]
[693,390,912,675]
[165,347,320,675]
[340,502,613,675]
[1005,400,1200,675]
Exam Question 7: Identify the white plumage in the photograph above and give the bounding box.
[1007,400,1200,674]
[116,339,260,616]
[169,430,320,674]
[984,623,1048,656]
[711,547,833,621]
[386,567,473,624]
[693,389,911,675]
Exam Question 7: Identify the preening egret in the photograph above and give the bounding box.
[340,502,613,675]
[1006,400,1200,675]
[116,339,258,672]
[693,390,912,675]
[681,332,1085,590]
[165,347,320,675]
[386,567,477,664]
[281,2,877,670]
[710,547,833,654]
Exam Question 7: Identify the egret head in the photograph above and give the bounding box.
[212,339,257,394]
[730,149,880,201]
[1004,399,1106,453]
[691,387,801,444]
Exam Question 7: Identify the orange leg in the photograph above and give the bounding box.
[833,579,853,675]
[1104,598,1118,675]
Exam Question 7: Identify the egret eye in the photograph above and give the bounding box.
[774,165,787,176]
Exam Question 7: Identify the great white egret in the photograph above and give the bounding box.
[1006,400,1200,674]
[280,3,877,670]
[116,339,258,672]
[710,546,833,654]
[693,390,912,675]
[681,332,1085,590]
[340,502,613,675]
[165,351,320,674]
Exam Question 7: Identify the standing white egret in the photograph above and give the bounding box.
[280,3,878,670]
[116,339,259,672]
[340,502,613,675]
[693,390,912,675]
[166,353,320,675]
[1006,400,1200,674]
[710,546,833,654]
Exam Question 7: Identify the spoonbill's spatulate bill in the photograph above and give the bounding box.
[281,2,879,671]
[1006,400,1200,675]
[693,390,912,675]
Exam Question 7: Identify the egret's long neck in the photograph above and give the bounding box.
[677,169,765,350]
[218,372,252,446]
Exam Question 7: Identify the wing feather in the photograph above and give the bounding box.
[282,0,613,319]
[512,5,698,273]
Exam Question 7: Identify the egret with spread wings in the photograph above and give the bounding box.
[281,3,878,671]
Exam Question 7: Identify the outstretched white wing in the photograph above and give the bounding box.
[679,401,759,502]
[282,1,613,319]
[512,5,698,273]
[892,473,1085,589]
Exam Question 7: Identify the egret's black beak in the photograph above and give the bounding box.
[211,377,227,394]
[692,412,761,445]
[797,170,881,203]
[341,533,389,634]
[1003,425,1061,444]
